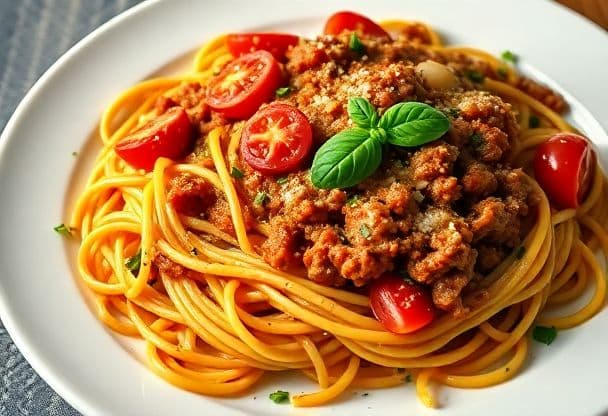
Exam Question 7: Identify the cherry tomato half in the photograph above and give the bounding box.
[227,33,299,61]
[324,11,390,38]
[240,103,313,175]
[207,50,282,120]
[533,133,596,209]
[369,275,435,334]
[115,107,193,171]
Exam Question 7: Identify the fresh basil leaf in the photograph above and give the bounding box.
[378,102,450,147]
[311,128,382,189]
[348,97,378,128]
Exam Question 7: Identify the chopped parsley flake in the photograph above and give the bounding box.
[497,66,508,79]
[349,32,365,55]
[469,133,483,149]
[533,325,557,345]
[501,50,518,64]
[269,390,290,404]
[53,223,72,236]
[125,249,142,273]
[529,115,540,128]
[515,246,526,259]
[72,151,78,157]
[276,177,289,185]
[466,70,485,83]
[446,108,460,118]
[254,191,269,206]
[230,166,244,179]
[362,392,369,397]
[276,87,291,98]
[405,373,412,383]
[360,224,372,239]
[346,195,360,207]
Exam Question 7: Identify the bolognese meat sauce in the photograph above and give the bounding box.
[162,31,556,317]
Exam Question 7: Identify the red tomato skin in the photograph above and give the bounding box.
[240,103,313,175]
[227,33,299,61]
[115,107,193,171]
[369,275,435,334]
[533,133,596,209]
[206,50,282,120]
[324,11,390,38]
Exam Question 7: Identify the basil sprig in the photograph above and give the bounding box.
[311,97,450,189]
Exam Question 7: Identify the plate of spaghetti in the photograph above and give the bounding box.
[1,0,608,415]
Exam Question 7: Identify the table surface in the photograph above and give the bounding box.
[0,1,605,415]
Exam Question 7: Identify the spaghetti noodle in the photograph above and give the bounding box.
[69,16,608,408]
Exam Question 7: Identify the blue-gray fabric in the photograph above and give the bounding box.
[0,2,143,414]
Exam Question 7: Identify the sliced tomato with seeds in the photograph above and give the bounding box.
[227,33,299,61]
[324,11,390,38]
[370,274,435,334]
[240,103,313,175]
[115,107,193,171]
[206,50,282,120]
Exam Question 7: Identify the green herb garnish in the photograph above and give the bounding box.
[311,97,450,189]
[529,115,540,128]
[497,66,508,79]
[405,373,412,383]
[72,151,78,157]
[349,32,365,54]
[515,246,526,259]
[276,87,291,98]
[533,325,557,345]
[360,224,372,239]
[501,50,518,64]
[230,166,244,179]
[269,390,290,404]
[276,177,289,185]
[125,249,142,274]
[469,133,483,149]
[254,191,269,206]
[446,108,460,118]
[346,194,360,207]
[53,224,72,236]
[466,70,485,83]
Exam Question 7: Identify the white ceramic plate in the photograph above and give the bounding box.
[1,0,607,415]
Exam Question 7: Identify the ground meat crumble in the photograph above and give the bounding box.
[163,32,552,316]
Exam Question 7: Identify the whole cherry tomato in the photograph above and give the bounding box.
[533,133,596,209]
